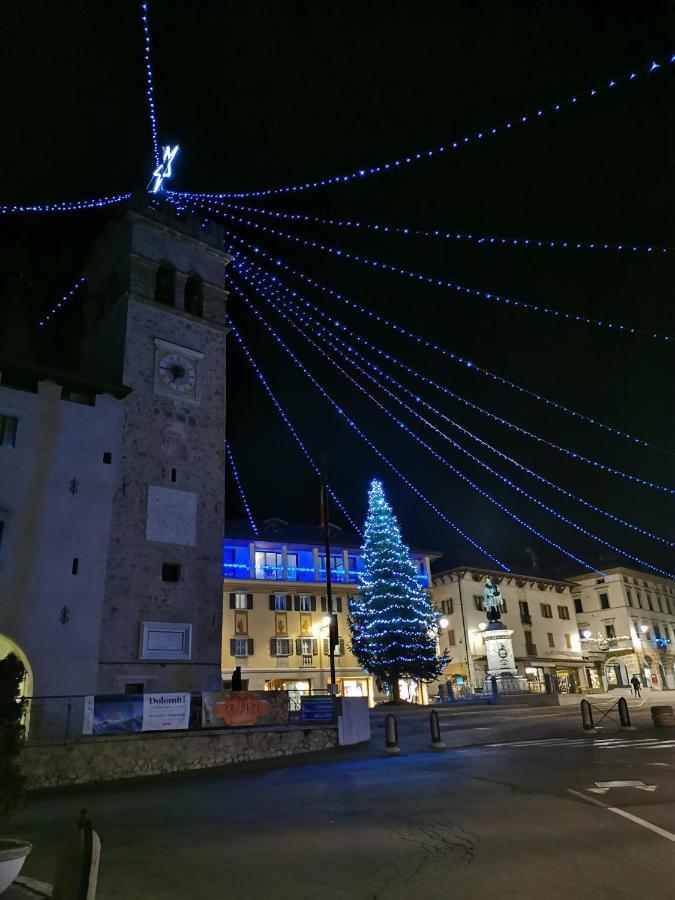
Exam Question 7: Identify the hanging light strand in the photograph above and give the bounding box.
[139,1,161,166]
[207,200,673,256]
[0,193,132,216]
[225,273,510,570]
[231,258,673,578]
[171,54,674,199]
[214,228,672,455]
[225,321,361,535]
[203,207,673,343]
[230,251,674,548]
[225,440,258,536]
[38,275,87,327]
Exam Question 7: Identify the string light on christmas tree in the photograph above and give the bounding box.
[348,479,448,701]
[233,255,675,551]
[225,276,508,569]
[166,52,675,199]
[225,440,258,536]
[215,229,671,455]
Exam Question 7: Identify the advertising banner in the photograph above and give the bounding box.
[202,690,289,728]
[142,693,191,731]
[82,693,191,734]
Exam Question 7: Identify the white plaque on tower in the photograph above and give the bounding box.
[146,486,197,546]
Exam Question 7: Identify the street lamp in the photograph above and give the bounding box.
[439,617,449,630]
[582,629,592,639]
[640,624,649,634]
[478,622,487,631]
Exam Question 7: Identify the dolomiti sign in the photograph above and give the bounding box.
[83,692,191,734]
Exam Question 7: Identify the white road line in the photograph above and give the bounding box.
[567,789,675,843]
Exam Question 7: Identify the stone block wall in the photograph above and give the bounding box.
[21,726,338,790]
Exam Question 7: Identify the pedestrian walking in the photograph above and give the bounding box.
[231,665,242,692]
[630,674,641,698]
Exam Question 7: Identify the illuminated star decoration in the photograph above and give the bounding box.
[149,144,179,194]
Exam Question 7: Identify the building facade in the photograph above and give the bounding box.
[571,567,675,690]
[221,520,434,706]
[0,367,124,696]
[0,196,230,698]
[432,567,588,694]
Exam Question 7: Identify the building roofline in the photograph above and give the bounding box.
[432,564,577,589]
[0,360,130,399]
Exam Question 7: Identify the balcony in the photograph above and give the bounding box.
[319,568,347,584]
[301,655,314,668]
[255,565,285,581]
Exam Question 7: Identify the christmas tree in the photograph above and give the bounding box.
[348,479,448,702]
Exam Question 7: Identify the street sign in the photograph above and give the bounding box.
[299,696,335,722]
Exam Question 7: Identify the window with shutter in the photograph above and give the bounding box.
[320,597,327,612]
[270,638,277,656]
[286,594,293,611]
[229,638,237,656]
[310,596,316,611]
[299,594,312,612]
[294,595,300,611]
[229,593,237,609]
[247,594,254,609]
[247,638,254,655]
[312,639,318,656]
[269,594,276,610]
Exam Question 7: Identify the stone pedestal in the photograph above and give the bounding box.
[482,625,517,676]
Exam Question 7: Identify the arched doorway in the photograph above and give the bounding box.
[0,634,33,736]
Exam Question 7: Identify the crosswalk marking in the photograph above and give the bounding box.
[487,737,675,750]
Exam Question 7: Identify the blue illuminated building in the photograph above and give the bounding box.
[223,517,432,587]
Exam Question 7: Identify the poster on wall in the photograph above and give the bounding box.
[142,693,191,731]
[82,695,143,735]
[202,690,289,728]
[82,693,191,734]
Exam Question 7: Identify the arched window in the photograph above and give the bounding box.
[184,272,204,317]
[155,262,176,307]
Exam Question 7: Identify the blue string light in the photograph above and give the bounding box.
[169,53,674,199]
[225,275,510,570]
[231,261,654,578]
[244,270,674,578]
[225,319,361,535]
[139,1,161,166]
[206,200,672,256]
[225,440,258,536]
[38,275,87,327]
[232,253,674,549]
[207,207,673,343]
[214,229,672,456]
[0,193,132,215]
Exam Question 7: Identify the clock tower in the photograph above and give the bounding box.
[81,195,229,693]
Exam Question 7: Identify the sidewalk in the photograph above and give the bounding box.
[557,688,675,707]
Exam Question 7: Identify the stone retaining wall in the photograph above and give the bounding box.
[21,725,338,789]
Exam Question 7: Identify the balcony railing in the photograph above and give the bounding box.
[301,655,314,668]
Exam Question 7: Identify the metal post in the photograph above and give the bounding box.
[456,574,475,689]
[618,697,634,730]
[580,698,596,731]
[384,713,400,754]
[322,452,337,694]
[429,710,446,750]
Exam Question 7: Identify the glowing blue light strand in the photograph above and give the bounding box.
[225,440,258,536]
[139,1,161,166]
[216,235,675,496]
[171,53,674,199]
[211,209,673,342]
[225,320,361,535]
[242,272,672,578]
[211,200,673,256]
[232,265,622,577]
[0,193,132,215]
[225,275,510,570]
[232,254,674,548]
[38,275,87,327]
[216,229,672,456]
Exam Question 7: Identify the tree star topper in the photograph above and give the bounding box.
[149,144,179,194]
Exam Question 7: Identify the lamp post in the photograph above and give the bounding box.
[321,452,337,694]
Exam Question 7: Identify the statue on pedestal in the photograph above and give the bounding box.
[482,577,504,624]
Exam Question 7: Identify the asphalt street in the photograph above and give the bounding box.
[9,704,675,899]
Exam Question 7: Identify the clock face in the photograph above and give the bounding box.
[157,352,197,396]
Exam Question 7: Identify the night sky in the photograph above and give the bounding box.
[1,1,673,578]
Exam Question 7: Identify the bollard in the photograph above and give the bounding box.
[651,705,675,729]
[384,713,401,754]
[580,699,596,731]
[618,696,635,730]
[429,710,446,751]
